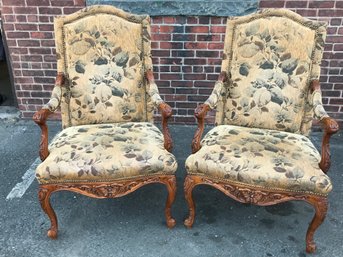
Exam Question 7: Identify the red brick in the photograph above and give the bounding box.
[295,9,317,16]
[30,32,53,39]
[187,17,198,24]
[329,76,342,82]
[326,36,343,43]
[39,16,50,22]
[18,40,40,47]
[74,0,86,6]
[1,7,13,13]
[210,17,224,24]
[196,51,219,58]
[199,17,210,24]
[160,42,183,49]
[151,50,170,57]
[39,24,54,31]
[172,34,195,41]
[336,1,343,8]
[26,0,50,6]
[16,15,27,22]
[286,1,308,8]
[152,17,163,24]
[318,9,343,17]
[197,34,221,42]
[333,44,343,51]
[3,23,14,31]
[172,50,194,57]
[184,74,206,80]
[2,0,26,5]
[163,17,176,24]
[170,66,180,72]
[3,15,15,22]
[39,7,62,15]
[27,15,39,22]
[63,7,83,15]
[29,48,52,54]
[184,42,207,49]
[10,48,28,54]
[185,26,209,33]
[208,43,224,49]
[210,26,226,33]
[51,0,75,6]
[260,0,285,8]
[14,7,38,14]
[184,58,207,65]
[309,0,335,8]
[6,32,30,38]
[330,18,342,26]
[15,23,38,31]
[160,58,182,65]
[329,98,343,105]
[151,34,171,41]
[160,73,182,80]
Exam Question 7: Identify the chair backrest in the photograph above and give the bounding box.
[54,5,154,128]
[216,9,327,135]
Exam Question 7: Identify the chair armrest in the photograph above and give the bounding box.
[310,80,340,173]
[146,70,173,152]
[32,73,65,161]
[192,71,228,153]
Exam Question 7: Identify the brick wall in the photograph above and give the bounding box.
[1,0,342,124]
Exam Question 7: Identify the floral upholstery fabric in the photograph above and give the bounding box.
[36,122,177,184]
[186,125,332,195]
[216,9,327,135]
[53,6,157,128]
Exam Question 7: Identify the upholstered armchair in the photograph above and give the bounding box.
[184,9,338,253]
[33,5,177,238]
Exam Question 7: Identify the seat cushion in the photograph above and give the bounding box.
[36,122,177,184]
[185,125,332,195]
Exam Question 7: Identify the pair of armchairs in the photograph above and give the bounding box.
[33,6,338,253]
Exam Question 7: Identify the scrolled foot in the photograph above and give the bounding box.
[306,241,316,253]
[166,218,176,229]
[47,228,58,239]
[184,217,194,228]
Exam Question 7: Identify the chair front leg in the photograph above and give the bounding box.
[163,176,177,228]
[184,175,198,228]
[159,102,173,152]
[38,186,58,239]
[305,196,328,253]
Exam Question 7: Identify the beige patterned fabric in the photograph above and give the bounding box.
[36,122,177,184]
[312,90,329,120]
[216,9,327,135]
[42,85,63,112]
[204,81,225,110]
[186,125,331,195]
[54,5,157,128]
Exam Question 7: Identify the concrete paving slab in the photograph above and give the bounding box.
[0,119,342,257]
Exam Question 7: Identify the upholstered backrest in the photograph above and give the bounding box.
[54,5,154,128]
[216,9,327,135]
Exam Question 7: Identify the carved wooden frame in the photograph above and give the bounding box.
[39,175,176,239]
[186,75,338,253]
[183,175,327,253]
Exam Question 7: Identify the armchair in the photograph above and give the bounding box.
[33,5,177,238]
[184,9,338,253]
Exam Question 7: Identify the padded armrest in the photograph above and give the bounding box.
[310,80,339,173]
[42,72,65,112]
[146,70,173,152]
[192,71,228,153]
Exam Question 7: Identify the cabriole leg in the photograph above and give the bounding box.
[38,186,58,239]
[305,197,328,253]
[164,176,176,228]
[184,175,197,228]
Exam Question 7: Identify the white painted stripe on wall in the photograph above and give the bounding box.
[6,158,40,200]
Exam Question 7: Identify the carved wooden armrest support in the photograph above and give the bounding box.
[319,117,339,173]
[191,103,210,154]
[33,109,53,161]
[159,102,173,152]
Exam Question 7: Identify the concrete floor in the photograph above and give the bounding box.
[0,117,342,257]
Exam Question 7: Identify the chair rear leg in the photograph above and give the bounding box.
[164,176,176,228]
[38,186,58,239]
[184,175,197,228]
[306,196,328,253]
